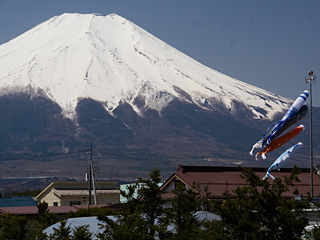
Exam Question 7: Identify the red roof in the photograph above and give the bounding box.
[0,205,109,215]
[161,165,320,199]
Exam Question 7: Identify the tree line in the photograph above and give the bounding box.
[0,166,320,239]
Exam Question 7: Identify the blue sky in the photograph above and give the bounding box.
[1,0,319,106]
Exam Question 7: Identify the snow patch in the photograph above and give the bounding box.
[0,13,292,120]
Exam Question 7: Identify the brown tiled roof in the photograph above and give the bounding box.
[0,205,109,215]
[0,206,39,215]
[161,165,320,199]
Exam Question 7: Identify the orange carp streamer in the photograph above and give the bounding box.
[255,124,304,160]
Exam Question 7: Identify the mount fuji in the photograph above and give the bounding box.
[0,13,316,182]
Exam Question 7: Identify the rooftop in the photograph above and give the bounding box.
[161,165,320,199]
[0,204,111,215]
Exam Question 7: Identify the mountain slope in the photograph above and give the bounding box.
[0,94,316,183]
[0,13,316,183]
[0,13,290,120]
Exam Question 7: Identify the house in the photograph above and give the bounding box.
[34,181,120,207]
[160,165,320,225]
[160,165,320,205]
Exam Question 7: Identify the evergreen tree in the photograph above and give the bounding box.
[310,226,320,240]
[24,201,59,239]
[97,166,311,239]
[137,168,166,239]
[67,206,111,219]
[164,182,202,240]
[0,213,27,240]
[71,225,92,240]
[37,201,58,228]
[218,166,310,240]
[194,219,225,240]
[25,219,48,240]
[97,182,149,240]
[51,220,71,240]
[37,201,49,215]
[98,168,165,240]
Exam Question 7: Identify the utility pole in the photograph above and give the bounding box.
[87,144,97,206]
[88,144,93,205]
[305,71,316,198]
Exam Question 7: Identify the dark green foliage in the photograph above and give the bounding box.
[309,226,320,240]
[96,167,311,239]
[305,201,320,239]
[25,219,48,240]
[71,225,92,240]
[137,168,165,239]
[0,167,312,239]
[38,201,49,215]
[50,220,71,240]
[98,168,165,240]
[0,213,27,240]
[164,182,201,240]
[47,221,93,240]
[37,201,58,229]
[1,201,58,240]
[193,220,225,240]
[219,166,310,240]
[98,213,150,240]
[67,207,113,219]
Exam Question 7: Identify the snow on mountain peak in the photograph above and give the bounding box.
[0,13,291,120]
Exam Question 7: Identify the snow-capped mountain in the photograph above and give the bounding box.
[1,13,315,182]
[0,13,290,120]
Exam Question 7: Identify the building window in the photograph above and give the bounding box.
[53,202,58,206]
[69,201,81,206]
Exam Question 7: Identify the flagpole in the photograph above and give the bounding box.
[305,71,316,198]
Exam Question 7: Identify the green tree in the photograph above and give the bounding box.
[218,166,310,240]
[67,206,111,219]
[37,201,49,215]
[25,201,58,239]
[98,168,165,240]
[137,168,166,239]
[164,182,202,240]
[309,226,320,240]
[50,220,71,240]
[37,201,58,227]
[25,219,48,240]
[97,183,149,240]
[71,225,92,240]
[0,213,27,240]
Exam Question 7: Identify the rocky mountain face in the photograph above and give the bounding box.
[0,13,318,184]
[0,93,317,184]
